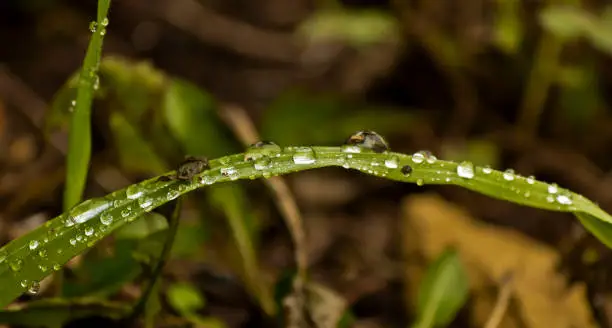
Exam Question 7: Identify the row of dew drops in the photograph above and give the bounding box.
[0,131,574,297]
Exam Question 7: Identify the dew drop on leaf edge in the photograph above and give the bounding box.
[292,147,316,165]
[457,161,475,179]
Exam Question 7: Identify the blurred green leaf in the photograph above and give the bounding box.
[109,111,169,175]
[63,0,111,210]
[298,9,400,46]
[493,0,523,53]
[558,64,602,129]
[115,212,169,240]
[0,298,129,328]
[45,73,79,134]
[413,248,469,328]
[167,282,206,313]
[540,6,591,40]
[171,222,207,259]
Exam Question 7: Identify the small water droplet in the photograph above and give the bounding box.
[401,165,412,175]
[411,151,426,164]
[292,147,317,164]
[38,249,48,258]
[384,156,399,169]
[503,169,515,181]
[342,145,361,153]
[100,29,106,36]
[53,263,61,271]
[126,185,144,200]
[27,281,40,295]
[546,195,554,203]
[76,235,84,242]
[524,191,531,198]
[526,176,535,184]
[20,280,28,288]
[416,179,424,186]
[482,166,492,174]
[456,161,475,179]
[100,212,113,226]
[101,18,109,26]
[254,157,272,170]
[244,141,281,161]
[10,259,23,272]
[138,197,154,209]
[85,227,94,236]
[166,190,179,201]
[69,238,77,246]
[556,193,573,205]
[29,240,39,250]
[121,208,132,218]
[548,183,558,194]
[38,264,48,272]
[201,175,216,185]
[71,100,76,107]
[89,21,97,32]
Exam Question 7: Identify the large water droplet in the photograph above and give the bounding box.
[100,212,113,226]
[344,131,389,153]
[27,281,40,295]
[548,183,558,194]
[69,198,110,224]
[244,141,281,161]
[221,167,239,180]
[556,193,573,205]
[138,197,154,209]
[29,240,39,250]
[201,175,216,185]
[292,147,316,164]
[482,166,492,174]
[10,259,23,272]
[457,161,475,179]
[384,156,399,169]
[254,157,272,170]
[126,184,144,200]
[411,151,426,164]
[503,169,515,181]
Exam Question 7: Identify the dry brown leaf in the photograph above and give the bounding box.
[401,193,596,328]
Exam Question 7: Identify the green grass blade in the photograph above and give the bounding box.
[63,0,111,210]
[413,248,469,328]
[1,146,612,307]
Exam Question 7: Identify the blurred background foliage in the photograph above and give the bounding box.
[2,0,612,327]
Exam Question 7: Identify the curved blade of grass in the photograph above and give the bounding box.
[63,0,111,210]
[413,248,469,328]
[1,146,612,307]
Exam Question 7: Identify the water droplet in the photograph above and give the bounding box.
[344,131,390,153]
[384,156,399,169]
[69,238,77,246]
[53,264,61,271]
[69,198,110,224]
[548,183,558,194]
[524,191,531,198]
[292,147,316,164]
[166,190,179,201]
[100,212,113,226]
[244,141,281,161]
[254,157,272,170]
[556,193,573,205]
[503,169,515,181]
[416,179,424,186]
[101,18,109,26]
[342,145,361,153]
[38,249,48,258]
[482,166,492,174]
[85,227,94,236]
[526,176,535,184]
[20,280,28,288]
[546,195,554,203]
[201,175,215,185]
[411,151,426,164]
[126,185,144,199]
[121,208,132,218]
[401,165,412,175]
[29,240,39,250]
[138,197,154,209]
[221,167,239,180]
[89,21,97,32]
[426,154,437,164]
[456,161,475,179]
[10,259,23,272]
[76,235,84,242]
[65,216,76,227]
[27,281,40,295]
[38,264,48,272]
[100,29,106,36]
